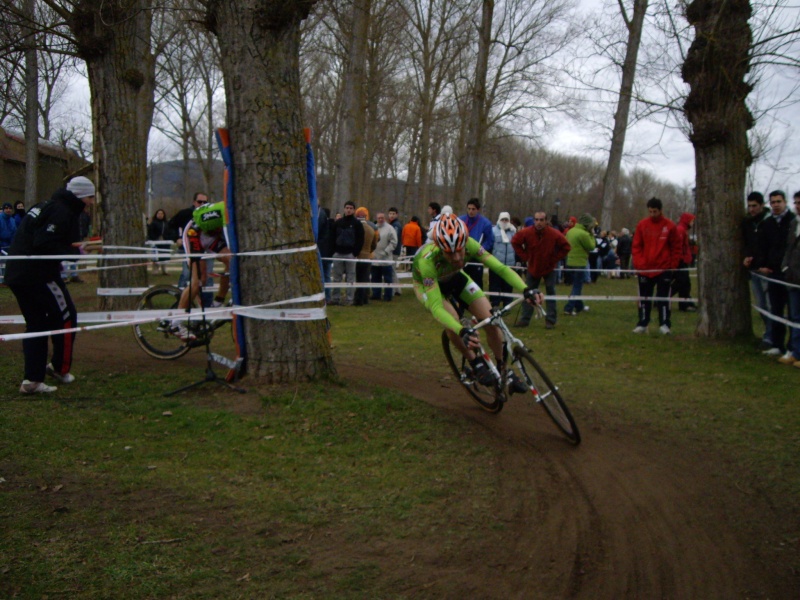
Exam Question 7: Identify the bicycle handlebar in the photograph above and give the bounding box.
[471,295,544,331]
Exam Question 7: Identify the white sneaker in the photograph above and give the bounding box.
[632,326,648,334]
[20,380,57,394]
[762,347,782,356]
[777,351,797,365]
[583,306,590,311]
[210,300,223,308]
[169,323,196,342]
[46,363,75,384]
[659,325,671,335]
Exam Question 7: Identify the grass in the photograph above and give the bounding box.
[1,273,799,597]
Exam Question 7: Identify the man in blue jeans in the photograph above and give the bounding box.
[563,214,596,315]
[742,191,773,350]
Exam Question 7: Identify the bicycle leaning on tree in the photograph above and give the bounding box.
[442,296,581,445]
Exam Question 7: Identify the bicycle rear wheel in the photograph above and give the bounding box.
[513,348,580,444]
[441,330,503,413]
[133,285,193,360]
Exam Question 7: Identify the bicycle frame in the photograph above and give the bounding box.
[467,296,544,397]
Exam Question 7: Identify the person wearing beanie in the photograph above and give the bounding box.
[0,202,17,253]
[562,213,596,315]
[354,206,377,305]
[5,177,96,394]
[631,197,681,334]
[488,212,518,308]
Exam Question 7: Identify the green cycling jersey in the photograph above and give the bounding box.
[411,237,527,334]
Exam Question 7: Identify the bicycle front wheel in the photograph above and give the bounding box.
[513,348,580,444]
[132,285,192,360]
[442,330,503,413]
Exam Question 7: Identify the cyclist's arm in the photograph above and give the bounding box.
[413,277,463,334]
[471,238,526,292]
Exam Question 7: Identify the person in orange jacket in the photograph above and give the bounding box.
[402,216,423,258]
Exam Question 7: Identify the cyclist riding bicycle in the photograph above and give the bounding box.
[169,201,231,341]
[412,214,543,392]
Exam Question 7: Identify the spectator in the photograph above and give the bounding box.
[672,213,696,311]
[330,201,364,306]
[459,197,494,290]
[13,201,25,226]
[354,206,377,306]
[742,191,773,350]
[593,231,612,282]
[402,215,423,258]
[5,176,96,394]
[753,190,796,358]
[317,206,335,303]
[1,202,17,251]
[778,190,800,367]
[512,210,571,329]
[632,197,681,335]
[147,208,171,275]
[371,211,397,302]
[616,227,633,278]
[387,207,404,296]
[426,202,443,241]
[563,213,596,316]
[488,212,518,308]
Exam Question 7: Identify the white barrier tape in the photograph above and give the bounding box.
[0,292,329,342]
[753,304,800,330]
[97,285,221,296]
[234,307,327,321]
[1,244,319,262]
[750,271,800,291]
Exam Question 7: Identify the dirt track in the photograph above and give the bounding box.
[340,362,798,599]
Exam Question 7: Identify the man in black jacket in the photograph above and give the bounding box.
[752,190,796,358]
[742,192,773,349]
[6,177,96,394]
[329,201,364,305]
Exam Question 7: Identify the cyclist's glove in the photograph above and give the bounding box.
[459,327,478,349]
[523,287,540,302]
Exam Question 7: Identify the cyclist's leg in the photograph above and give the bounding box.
[216,248,232,301]
[178,258,206,310]
[466,295,503,361]
[441,299,474,360]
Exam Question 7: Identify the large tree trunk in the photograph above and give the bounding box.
[24,0,38,206]
[599,0,647,232]
[681,0,753,338]
[206,0,334,382]
[333,0,370,209]
[72,0,155,310]
[457,0,492,205]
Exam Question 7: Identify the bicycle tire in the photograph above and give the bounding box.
[132,285,193,360]
[513,348,580,444]
[441,330,503,413]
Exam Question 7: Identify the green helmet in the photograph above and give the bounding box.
[192,201,226,232]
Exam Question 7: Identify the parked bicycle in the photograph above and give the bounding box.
[132,284,230,360]
[442,296,581,444]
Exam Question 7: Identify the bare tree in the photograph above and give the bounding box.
[24,0,39,205]
[681,0,754,338]
[205,0,334,382]
[598,0,648,232]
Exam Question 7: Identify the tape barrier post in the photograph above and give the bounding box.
[216,128,247,380]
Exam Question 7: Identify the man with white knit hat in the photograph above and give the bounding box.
[5,176,96,394]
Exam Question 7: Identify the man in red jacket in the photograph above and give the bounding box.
[632,197,682,334]
[511,211,571,329]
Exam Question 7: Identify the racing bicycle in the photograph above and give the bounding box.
[132,284,231,360]
[442,296,581,444]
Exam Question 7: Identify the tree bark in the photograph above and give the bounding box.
[333,0,370,209]
[458,0,493,205]
[206,0,334,382]
[682,0,754,338]
[70,0,155,310]
[24,0,38,206]
[599,0,647,232]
